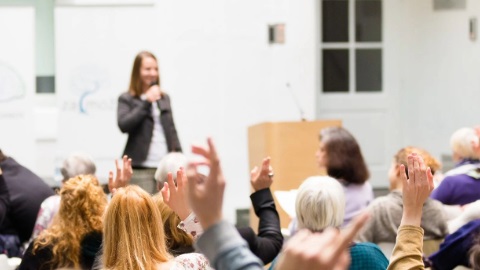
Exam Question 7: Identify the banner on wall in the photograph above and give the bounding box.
[56,62,123,184]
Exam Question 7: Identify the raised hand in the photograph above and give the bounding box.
[108,155,133,194]
[276,212,369,270]
[400,153,434,226]
[160,168,191,220]
[186,137,225,230]
[250,157,273,192]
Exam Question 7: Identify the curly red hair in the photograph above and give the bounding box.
[34,175,107,268]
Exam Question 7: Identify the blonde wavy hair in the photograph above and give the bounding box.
[33,175,107,269]
[152,194,194,253]
[394,146,441,176]
[103,185,171,270]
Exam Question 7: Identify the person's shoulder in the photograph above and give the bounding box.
[351,242,387,258]
[368,194,396,209]
[350,242,389,268]
[365,195,402,226]
[161,92,171,101]
[41,195,60,207]
[172,253,211,270]
[425,197,444,209]
[119,92,134,100]
[442,172,473,183]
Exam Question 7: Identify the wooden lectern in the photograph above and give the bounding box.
[247,120,342,230]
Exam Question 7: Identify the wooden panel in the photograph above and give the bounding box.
[248,120,342,231]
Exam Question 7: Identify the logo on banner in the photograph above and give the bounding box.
[0,62,26,103]
[61,65,115,114]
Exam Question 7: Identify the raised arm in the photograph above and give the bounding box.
[388,153,434,270]
[160,169,204,239]
[187,138,264,270]
[239,157,283,264]
[108,155,133,194]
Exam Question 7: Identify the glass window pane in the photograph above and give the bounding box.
[322,0,349,42]
[356,49,382,92]
[355,0,382,42]
[323,49,349,93]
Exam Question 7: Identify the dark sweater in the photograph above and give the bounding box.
[237,188,284,264]
[428,219,480,270]
[19,231,102,270]
[170,188,283,264]
[0,158,54,243]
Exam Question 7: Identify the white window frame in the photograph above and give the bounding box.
[320,0,383,94]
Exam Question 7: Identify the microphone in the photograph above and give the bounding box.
[286,83,306,121]
[149,81,162,104]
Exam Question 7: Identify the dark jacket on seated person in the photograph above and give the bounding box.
[427,219,480,270]
[237,188,284,264]
[18,231,102,270]
[173,188,283,264]
[0,156,54,255]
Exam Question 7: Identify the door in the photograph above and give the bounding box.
[316,0,404,187]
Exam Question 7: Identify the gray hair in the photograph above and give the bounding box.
[61,152,96,181]
[154,152,188,186]
[450,127,479,160]
[295,176,345,232]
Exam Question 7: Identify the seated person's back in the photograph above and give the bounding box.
[0,150,54,256]
[427,219,480,270]
[270,176,388,270]
[357,147,448,245]
[431,127,480,205]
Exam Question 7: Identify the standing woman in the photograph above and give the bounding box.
[118,51,182,194]
[316,126,373,226]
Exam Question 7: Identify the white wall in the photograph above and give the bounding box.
[0,7,36,169]
[400,0,480,161]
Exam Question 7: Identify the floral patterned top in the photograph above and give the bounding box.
[171,253,211,270]
[31,195,61,240]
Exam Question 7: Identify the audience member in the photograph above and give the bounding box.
[448,199,480,233]
[117,51,182,194]
[425,219,480,270]
[155,152,187,189]
[102,185,210,270]
[30,152,96,241]
[387,153,435,269]
[187,137,371,270]
[357,147,448,246]
[0,150,54,257]
[152,193,195,256]
[161,157,283,264]
[432,127,480,205]
[19,175,106,270]
[275,213,369,270]
[270,176,388,270]
[469,230,480,270]
[316,126,373,226]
